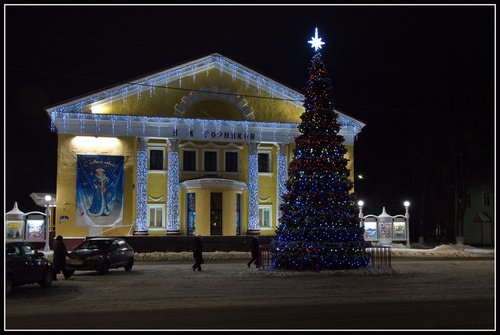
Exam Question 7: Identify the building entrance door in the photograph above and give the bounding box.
[210,192,222,235]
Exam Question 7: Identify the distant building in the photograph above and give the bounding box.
[463,168,494,246]
[46,53,364,238]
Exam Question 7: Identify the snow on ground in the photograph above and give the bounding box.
[389,243,495,258]
[131,243,494,261]
[41,243,494,262]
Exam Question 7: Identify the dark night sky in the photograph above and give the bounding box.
[5,5,495,229]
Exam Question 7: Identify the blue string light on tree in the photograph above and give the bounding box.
[271,28,370,271]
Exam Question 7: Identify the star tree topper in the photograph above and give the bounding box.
[308,27,325,52]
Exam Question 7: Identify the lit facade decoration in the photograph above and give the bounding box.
[47,53,364,237]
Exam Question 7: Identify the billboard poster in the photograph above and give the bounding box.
[76,155,124,227]
[364,220,378,240]
[25,219,45,241]
[393,220,407,239]
[379,222,392,239]
[6,221,24,240]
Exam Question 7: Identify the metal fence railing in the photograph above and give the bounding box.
[258,244,274,270]
[366,246,392,269]
[258,245,392,271]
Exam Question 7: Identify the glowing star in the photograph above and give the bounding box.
[308,27,325,52]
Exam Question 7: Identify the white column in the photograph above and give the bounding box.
[358,201,365,228]
[247,142,260,235]
[134,137,149,235]
[166,139,180,235]
[276,143,288,227]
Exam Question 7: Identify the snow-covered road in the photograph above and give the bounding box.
[6,257,495,330]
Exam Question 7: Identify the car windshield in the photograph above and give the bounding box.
[22,244,38,256]
[77,240,113,250]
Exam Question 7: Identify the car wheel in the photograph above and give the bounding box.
[99,260,110,275]
[39,270,53,288]
[124,258,134,271]
[6,275,13,296]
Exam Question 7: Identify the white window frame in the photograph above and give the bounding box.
[148,147,166,171]
[203,149,219,172]
[257,150,272,175]
[147,204,165,229]
[258,205,273,230]
[181,149,198,172]
[224,150,239,173]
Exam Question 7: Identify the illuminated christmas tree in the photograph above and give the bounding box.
[271,28,370,270]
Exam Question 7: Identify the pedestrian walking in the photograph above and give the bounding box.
[192,236,204,271]
[52,235,73,280]
[247,237,260,268]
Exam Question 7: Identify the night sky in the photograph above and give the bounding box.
[5,5,495,239]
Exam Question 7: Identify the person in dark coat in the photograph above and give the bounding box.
[52,235,73,280]
[192,236,204,271]
[247,237,261,268]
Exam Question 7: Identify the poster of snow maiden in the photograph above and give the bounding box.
[76,155,124,227]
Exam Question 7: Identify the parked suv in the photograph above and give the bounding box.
[66,237,135,274]
[6,241,54,296]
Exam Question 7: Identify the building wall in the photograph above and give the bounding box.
[463,183,494,246]
[345,144,355,186]
[54,136,357,238]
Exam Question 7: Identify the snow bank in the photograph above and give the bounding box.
[391,245,473,257]
[391,243,495,257]
[134,251,250,262]
[41,244,493,262]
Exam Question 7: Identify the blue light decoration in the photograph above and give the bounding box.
[271,29,370,271]
[277,152,288,223]
[49,111,362,144]
[247,147,260,233]
[134,138,148,234]
[167,140,180,233]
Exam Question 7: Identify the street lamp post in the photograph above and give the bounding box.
[404,201,410,248]
[44,195,52,252]
[357,200,364,228]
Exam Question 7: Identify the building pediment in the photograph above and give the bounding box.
[47,53,365,141]
[47,54,302,117]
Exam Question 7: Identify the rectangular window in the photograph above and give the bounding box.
[259,205,272,229]
[258,152,271,173]
[148,205,164,228]
[149,149,164,170]
[204,151,218,172]
[225,152,238,172]
[183,150,196,171]
[483,192,490,207]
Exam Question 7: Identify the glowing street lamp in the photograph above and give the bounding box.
[404,201,410,247]
[44,195,52,252]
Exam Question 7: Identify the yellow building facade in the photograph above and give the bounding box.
[47,54,364,238]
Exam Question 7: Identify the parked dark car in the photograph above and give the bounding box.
[6,241,54,296]
[66,237,135,275]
